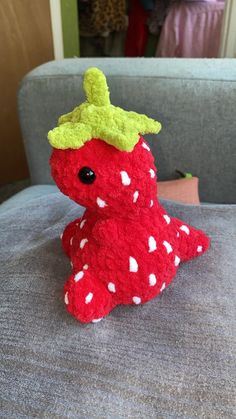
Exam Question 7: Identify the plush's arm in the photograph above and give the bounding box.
[61,218,82,257]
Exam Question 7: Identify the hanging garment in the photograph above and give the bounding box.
[79,0,127,35]
[125,0,150,56]
[92,0,127,33]
[148,0,173,36]
[78,0,94,36]
[140,0,156,10]
[156,0,225,57]
[104,31,126,57]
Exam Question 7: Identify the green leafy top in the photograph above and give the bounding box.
[48,67,161,152]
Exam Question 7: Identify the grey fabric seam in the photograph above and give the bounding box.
[19,75,236,85]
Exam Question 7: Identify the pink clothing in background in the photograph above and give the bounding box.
[156,0,225,58]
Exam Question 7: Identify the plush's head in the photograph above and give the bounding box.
[48,68,161,215]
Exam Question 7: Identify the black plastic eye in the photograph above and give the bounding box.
[78,167,96,184]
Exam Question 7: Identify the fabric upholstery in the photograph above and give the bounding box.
[18,58,236,203]
[0,189,235,417]
[0,185,58,213]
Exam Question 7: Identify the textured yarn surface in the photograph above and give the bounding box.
[48,67,161,151]
[48,67,209,323]
[50,136,209,323]
[0,190,235,418]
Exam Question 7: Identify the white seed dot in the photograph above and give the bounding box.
[70,237,74,246]
[160,283,166,292]
[83,264,89,270]
[163,240,173,254]
[108,282,116,293]
[163,214,171,224]
[129,256,138,272]
[180,225,190,235]
[149,273,157,286]
[74,271,84,282]
[174,255,181,267]
[133,190,139,203]
[176,232,180,238]
[197,245,203,253]
[85,292,93,304]
[80,238,88,249]
[148,236,157,253]
[133,296,141,305]
[60,233,63,240]
[64,292,69,305]
[80,219,86,229]
[92,318,103,323]
[70,261,73,268]
[96,197,107,208]
[150,200,154,207]
[142,142,150,151]
[120,171,131,186]
[149,168,155,178]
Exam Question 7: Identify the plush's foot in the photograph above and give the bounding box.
[63,270,115,323]
[173,217,210,262]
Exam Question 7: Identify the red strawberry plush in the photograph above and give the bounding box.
[48,68,210,323]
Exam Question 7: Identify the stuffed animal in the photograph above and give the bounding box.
[48,67,210,323]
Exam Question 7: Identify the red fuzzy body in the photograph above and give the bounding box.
[50,137,210,323]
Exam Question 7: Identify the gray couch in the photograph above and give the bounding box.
[1,59,235,418]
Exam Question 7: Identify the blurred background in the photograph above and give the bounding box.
[0,0,235,201]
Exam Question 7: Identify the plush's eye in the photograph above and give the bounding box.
[78,167,96,184]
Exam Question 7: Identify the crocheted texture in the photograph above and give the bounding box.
[48,67,209,323]
[50,137,210,324]
[48,67,161,152]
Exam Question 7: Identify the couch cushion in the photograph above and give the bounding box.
[19,58,236,203]
[0,185,58,213]
[0,192,235,418]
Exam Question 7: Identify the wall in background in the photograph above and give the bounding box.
[49,0,79,60]
[0,0,54,185]
[220,0,236,57]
